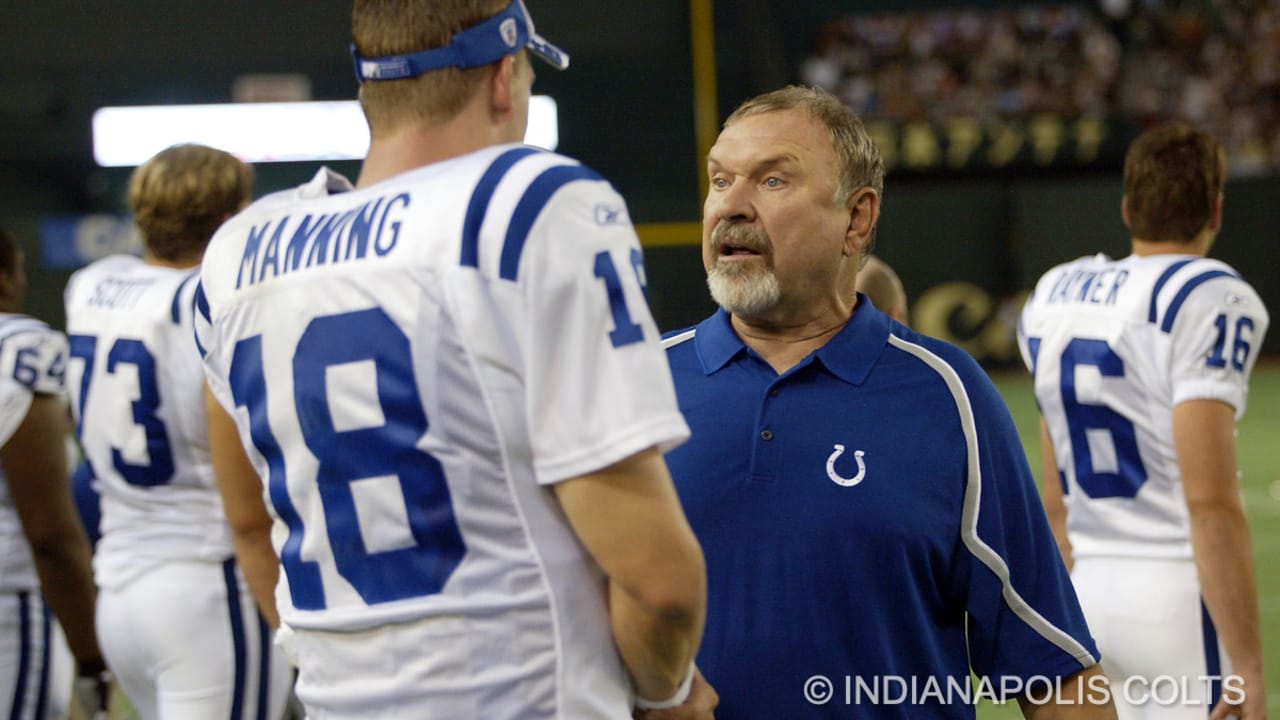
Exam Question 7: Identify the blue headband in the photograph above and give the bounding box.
[350,0,569,82]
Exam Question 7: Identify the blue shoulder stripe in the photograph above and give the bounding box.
[169,271,199,324]
[193,281,210,358]
[1147,258,1195,323]
[1159,269,1239,333]
[459,147,542,269]
[194,281,211,323]
[500,165,603,281]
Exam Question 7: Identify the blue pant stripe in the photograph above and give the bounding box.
[255,610,271,720]
[1201,600,1222,713]
[223,560,247,720]
[31,603,50,720]
[9,592,31,720]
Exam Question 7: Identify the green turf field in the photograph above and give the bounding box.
[976,358,1280,718]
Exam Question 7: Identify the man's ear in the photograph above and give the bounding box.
[1207,193,1224,233]
[1120,195,1131,229]
[490,54,518,122]
[844,187,880,257]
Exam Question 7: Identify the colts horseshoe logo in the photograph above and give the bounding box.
[826,444,866,487]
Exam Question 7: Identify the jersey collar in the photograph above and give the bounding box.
[692,294,891,385]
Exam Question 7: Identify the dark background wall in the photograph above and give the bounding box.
[2,1,1276,360]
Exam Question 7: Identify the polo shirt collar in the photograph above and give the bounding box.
[810,293,890,386]
[691,293,892,385]
[692,308,745,374]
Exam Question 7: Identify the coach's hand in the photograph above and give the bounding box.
[634,668,718,720]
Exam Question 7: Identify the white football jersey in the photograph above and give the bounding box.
[196,145,689,718]
[64,255,232,589]
[0,314,67,593]
[1018,253,1269,559]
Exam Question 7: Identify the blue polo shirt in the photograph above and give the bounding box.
[663,298,1098,718]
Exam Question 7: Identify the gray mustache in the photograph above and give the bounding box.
[711,224,772,254]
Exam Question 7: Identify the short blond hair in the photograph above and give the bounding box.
[128,144,252,263]
[353,0,510,136]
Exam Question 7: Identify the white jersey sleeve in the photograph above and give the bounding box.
[0,314,68,592]
[1162,262,1269,415]
[517,164,688,482]
[1018,253,1269,559]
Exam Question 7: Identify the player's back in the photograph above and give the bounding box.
[0,313,67,593]
[1018,252,1269,558]
[196,144,680,717]
[63,255,231,589]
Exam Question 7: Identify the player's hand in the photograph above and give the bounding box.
[634,668,718,720]
[72,659,111,720]
[1208,667,1266,720]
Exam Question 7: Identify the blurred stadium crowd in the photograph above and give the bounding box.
[799,0,1280,176]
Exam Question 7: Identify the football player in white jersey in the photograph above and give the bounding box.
[64,145,293,720]
[0,228,105,719]
[196,1,708,719]
[1019,123,1269,719]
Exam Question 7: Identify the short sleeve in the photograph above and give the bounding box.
[1167,274,1270,416]
[0,323,68,445]
[518,178,690,484]
[0,325,68,396]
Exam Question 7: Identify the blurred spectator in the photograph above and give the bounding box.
[801,1,1280,176]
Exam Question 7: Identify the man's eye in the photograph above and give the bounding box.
[764,177,783,188]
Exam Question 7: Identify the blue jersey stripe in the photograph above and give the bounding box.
[10,591,31,720]
[499,165,603,281]
[459,147,542,269]
[223,559,247,720]
[1146,258,1195,324]
[194,281,211,323]
[1026,336,1041,375]
[193,282,210,358]
[1159,270,1239,333]
[170,271,199,324]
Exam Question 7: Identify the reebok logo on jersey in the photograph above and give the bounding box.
[594,204,627,226]
[826,444,867,487]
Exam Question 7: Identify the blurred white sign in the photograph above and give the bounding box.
[92,97,560,167]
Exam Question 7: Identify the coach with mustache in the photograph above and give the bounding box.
[655,85,1116,720]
